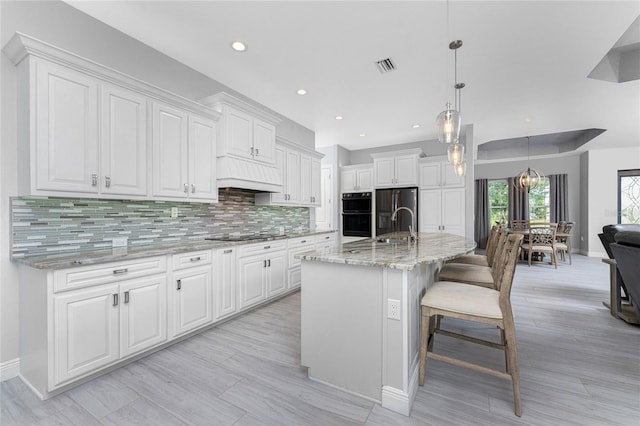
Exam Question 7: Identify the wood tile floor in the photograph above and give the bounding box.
[2,254,639,425]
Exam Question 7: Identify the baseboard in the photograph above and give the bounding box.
[0,358,20,381]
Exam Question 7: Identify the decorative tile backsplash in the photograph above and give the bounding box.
[11,189,309,258]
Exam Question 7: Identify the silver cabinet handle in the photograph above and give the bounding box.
[124,291,129,304]
[92,173,98,186]
[255,148,259,156]
[191,184,195,193]
[177,279,182,290]
[250,147,254,156]
[301,240,307,243]
[113,293,119,306]
[267,259,271,267]
[224,249,232,254]
[183,184,188,193]
[264,245,271,250]
[190,256,201,262]
[105,176,111,188]
[263,259,267,267]
[325,236,330,240]
[113,268,128,275]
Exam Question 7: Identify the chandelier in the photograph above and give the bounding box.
[516,136,545,193]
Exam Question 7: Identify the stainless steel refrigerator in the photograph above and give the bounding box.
[375,187,418,236]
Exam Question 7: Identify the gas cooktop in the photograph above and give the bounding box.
[204,234,280,242]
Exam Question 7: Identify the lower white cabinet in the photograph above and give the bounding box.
[215,247,237,319]
[287,233,337,289]
[238,242,287,309]
[419,188,466,236]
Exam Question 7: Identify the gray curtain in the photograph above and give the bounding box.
[508,177,529,223]
[474,179,490,248]
[550,174,568,222]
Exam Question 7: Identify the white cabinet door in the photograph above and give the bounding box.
[188,116,217,201]
[253,119,276,164]
[226,108,253,159]
[238,255,266,310]
[272,146,287,203]
[101,84,148,197]
[172,265,213,337]
[419,163,441,189]
[152,103,188,198]
[442,188,466,236]
[419,189,442,233]
[266,252,287,297]
[53,284,119,385]
[374,157,395,187]
[442,162,464,187]
[300,154,313,205]
[357,168,373,192]
[341,169,357,193]
[35,60,99,194]
[120,275,167,357]
[395,154,418,186]
[311,157,321,206]
[285,149,301,204]
[216,248,237,319]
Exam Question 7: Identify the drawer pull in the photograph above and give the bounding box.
[325,236,330,240]
[124,291,130,304]
[224,249,233,254]
[113,268,128,275]
[263,259,267,268]
[301,240,307,243]
[177,279,182,290]
[190,256,201,262]
[264,245,271,250]
[267,259,271,267]
[112,293,119,306]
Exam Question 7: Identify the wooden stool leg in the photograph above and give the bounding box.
[504,317,522,417]
[419,308,429,386]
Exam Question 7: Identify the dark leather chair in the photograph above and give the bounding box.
[610,231,640,321]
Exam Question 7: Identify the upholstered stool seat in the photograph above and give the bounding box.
[421,281,501,318]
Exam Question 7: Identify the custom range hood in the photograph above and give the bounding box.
[201,92,283,193]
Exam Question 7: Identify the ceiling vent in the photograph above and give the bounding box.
[375,57,396,73]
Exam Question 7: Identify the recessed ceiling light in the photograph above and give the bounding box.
[412,124,421,128]
[335,116,343,120]
[359,133,366,137]
[296,89,307,95]
[231,41,247,52]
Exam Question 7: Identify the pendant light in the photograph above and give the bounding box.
[436,40,464,144]
[516,136,544,193]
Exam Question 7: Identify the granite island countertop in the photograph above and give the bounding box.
[296,232,476,270]
[14,230,336,270]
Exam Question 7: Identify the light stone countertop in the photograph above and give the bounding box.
[14,230,336,270]
[296,232,476,270]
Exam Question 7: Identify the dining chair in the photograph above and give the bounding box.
[446,225,501,267]
[510,219,529,231]
[555,221,574,264]
[418,233,524,417]
[526,223,558,268]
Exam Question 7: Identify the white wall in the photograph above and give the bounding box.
[586,146,640,257]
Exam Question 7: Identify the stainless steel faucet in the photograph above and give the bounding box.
[391,207,417,241]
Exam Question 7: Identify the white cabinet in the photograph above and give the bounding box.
[419,159,464,189]
[371,149,422,188]
[215,247,237,320]
[53,273,167,385]
[170,251,214,337]
[284,147,301,204]
[302,156,321,206]
[253,119,277,164]
[238,242,287,309]
[419,188,466,236]
[341,165,373,193]
[100,84,148,197]
[152,103,217,202]
[287,233,337,289]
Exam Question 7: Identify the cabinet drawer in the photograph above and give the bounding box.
[288,240,316,270]
[314,233,337,246]
[239,241,287,258]
[172,250,213,270]
[53,256,167,293]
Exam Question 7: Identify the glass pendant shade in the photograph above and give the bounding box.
[436,103,461,144]
[447,143,465,165]
[517,167,544,193]
[454,161,467,177]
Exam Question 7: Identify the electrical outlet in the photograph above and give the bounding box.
[387,299,401,320]
[170,207,178,218]
[112,237,128,248]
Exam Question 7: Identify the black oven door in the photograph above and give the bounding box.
[342,213,372,237]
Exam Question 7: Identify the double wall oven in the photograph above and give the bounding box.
[342,192,372,237]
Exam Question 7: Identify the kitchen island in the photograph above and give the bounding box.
[297,232,476,416]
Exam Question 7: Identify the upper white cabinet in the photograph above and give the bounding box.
[341,165,373,193]
[255,138,323,207]
[151,105,217,202]
[4,33,219,202]
[371,149,423,188]
[419,158,464,189]
[419,188,466,236]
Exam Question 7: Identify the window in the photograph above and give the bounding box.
[529,177,550,223]
[488,180,508,225]
[619,169,640,224]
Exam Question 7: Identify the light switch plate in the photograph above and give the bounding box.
[171,207,179,218]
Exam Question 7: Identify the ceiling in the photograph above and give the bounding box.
[64,1,640,154]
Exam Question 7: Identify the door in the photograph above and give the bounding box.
[285,149,301,204]
[442,188,466,236]
[188,115,217,201]
[272,146,287,203]
[357,168,373,192]
[238,255,266,309]
[101,84,148,196]
[442,162,464,187]
[266,251,287,297]
[341,169,357,193]
[252,119,276,164]
[374,158,395,187]
[216,248,237,319]
[419,189,442,233]
[311,158,321,206]
[152,103,188,198]
[53,284,119,385]
[395,154,418,186]
[300,154,313,205]
[226,108,253,159]
[172,265,213,337]
[120,275,167,357]
[419,163,441,189]
[35,60,99,194]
